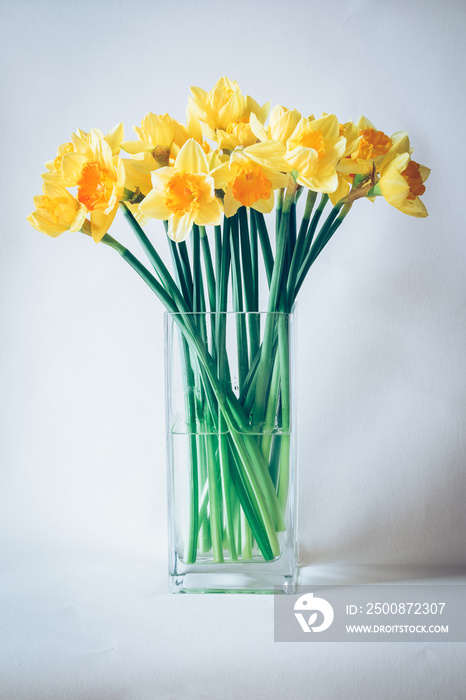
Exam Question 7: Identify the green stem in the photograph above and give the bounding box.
[276,187,284,238]
[199,227,216,312]
[219,431,238,560]
[204,425,224,563]
[301,193,328,263]
[230,214,249,391]
[226,437,274,560]
[260,347,280,462]
[168,237,192,309]
[241,510,253,560]
[238,207,254,312]
[215,218,238,560]
[249,209,259,310]
[253,210,274,288]
[192,224,201,313]
[252,185,294,428]
[286,189,317,309]
[239,207,260,364]
[197,432,211,553]
[285,201,297,289]
[178,241,194,300]
[276,313,291,514]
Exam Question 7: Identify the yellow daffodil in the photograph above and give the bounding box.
[120,112,210,222]
[250,105,302,146]
[285,114,346,193]
[43,129,125,242]
[378,153,430,217]
[139,139,222,242]
[120,112,190,166]
[43,124,124,184]
[188,77,270,150]
[27,182,87,237]
[269,105,302,144]
[336,116,410,177]
[211,141,290,217]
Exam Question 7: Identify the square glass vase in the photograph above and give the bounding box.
[164,310,298,594]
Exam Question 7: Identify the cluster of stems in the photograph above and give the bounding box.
[97,185,352,563]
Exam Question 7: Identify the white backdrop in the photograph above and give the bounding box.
[1,1,466,698]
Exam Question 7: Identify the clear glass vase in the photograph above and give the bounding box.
[164,310,297,593]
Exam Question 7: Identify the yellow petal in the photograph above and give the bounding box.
[419,164,431,183]
[188,93,209,125]
[336,158,373,175]
[90,204,118,242]
[270,107,302,144]
[169,211,196,242]
[139,188,171,220]
[261,167,290,190]
[286,146,318,178]
[252,190,274,214]
[223,188,241,218]
[142,113,175,149]
[249,111,268,141]
[186,107,203,142]
[70,208,88,232]
[105,123,124,154]
[214,76,239,92]
[174,139,208,173]
[357,115,376,131]
[122,158,154,196]
[210,161,233,188]
[297,170,339,193]
[311,113,339,141]
[121,140,154,154]
[60,152,87,184]
[242,140,289,170]
[328,175,350,206]
[194,196,222,226]
[219,90,245,127]
[380,170,410,207]
[246,96,271,125]
[27,212,65,236]
[398,197,428,217]
[42,180,75,203]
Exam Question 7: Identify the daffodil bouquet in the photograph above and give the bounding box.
[28,78,429,590]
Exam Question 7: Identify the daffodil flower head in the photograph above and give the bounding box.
[337,116,411,176]
[43,124,124,188]
[42,129,125,242]
[188,77,270,151]
[188,77,244,136]
[285,114,346,193]
[211,141,290,217]
[378,153,430,217]
[138,139,222,242]
[44,141,76,176]
[249,105,302,148]
[120,113,190,167]
[27,182,87,237]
